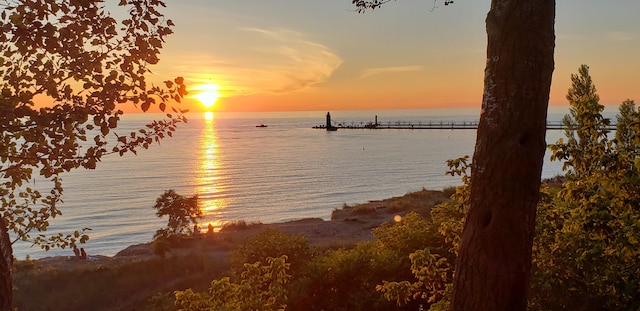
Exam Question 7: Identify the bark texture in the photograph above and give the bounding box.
[0,221,12,311]
[450,1,555,310]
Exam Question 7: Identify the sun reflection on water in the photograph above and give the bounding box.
[196,112,225,229]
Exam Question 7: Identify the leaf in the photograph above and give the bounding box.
[108,116,119,128]
[179,84,188,96]
[149,37,162,49]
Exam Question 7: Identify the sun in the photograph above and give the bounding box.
[194,84,221,108]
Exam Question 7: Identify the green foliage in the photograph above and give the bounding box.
[531,150,640,310]
[566,64,600,105]
[293,242,398,311]
[292,162,470,311]
[174,255,291,311]
[153,190,202,241]
[375,156,469,310]
[549,64,610,177]
[0,0,188,252]
[378,249,453,310]
[615,99,640,156]
[373,212,440,257]
[433,156,470,255]
[229,229,311,277]
[530,66,640,310]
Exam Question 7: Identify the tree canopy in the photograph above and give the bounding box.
[153,190,202,241]
[0,0,187,308]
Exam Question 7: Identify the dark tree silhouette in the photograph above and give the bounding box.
[0,1,187,308]
[153,190,202,240]
[353,1,556,310]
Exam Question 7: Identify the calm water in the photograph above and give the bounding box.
[13,108,570,259]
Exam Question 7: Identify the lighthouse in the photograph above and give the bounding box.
[326,112,337,131]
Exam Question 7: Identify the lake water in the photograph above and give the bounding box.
[12,108,571,259]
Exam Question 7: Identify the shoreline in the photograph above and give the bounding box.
[25,189,451,268]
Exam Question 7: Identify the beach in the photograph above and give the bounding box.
[27,189,449,271]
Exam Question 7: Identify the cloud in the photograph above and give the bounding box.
[176,27,343,97]
[608,31,635,42]
[360,66,426,79]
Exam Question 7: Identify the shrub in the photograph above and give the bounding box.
[152,239,171,258]
[291,242,399,311]
[174,255,291,311]
[220,220,262,231]
[230,229,311,277]
[441,186,456,199]
[291,203,467,311]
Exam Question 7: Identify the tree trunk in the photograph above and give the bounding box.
[0,220,12,311]
[450,1,555,310]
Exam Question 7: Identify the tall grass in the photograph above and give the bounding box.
[13,252,229,311]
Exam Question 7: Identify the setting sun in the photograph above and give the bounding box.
[194,84,221,108]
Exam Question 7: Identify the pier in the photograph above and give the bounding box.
[312,113,617,131]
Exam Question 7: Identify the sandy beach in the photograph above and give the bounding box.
[31,189,449,271]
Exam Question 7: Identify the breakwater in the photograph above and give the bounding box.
[313,113,616,130]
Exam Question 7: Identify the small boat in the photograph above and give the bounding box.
[256,124,268,128]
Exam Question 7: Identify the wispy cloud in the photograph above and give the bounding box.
[608,31,635,42]
[178,27,343,96]
[360,66,426,78]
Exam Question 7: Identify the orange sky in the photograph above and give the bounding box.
[37,1,640,114]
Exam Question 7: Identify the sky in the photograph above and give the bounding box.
[140,0,640,113]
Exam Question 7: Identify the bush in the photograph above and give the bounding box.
[152,239,171,258]
[230,229,311,277]
[441,186,456,199]
[220,220,262,231]
[174,256,291,311]
[291,242,399,311]
[290,204,466,311]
